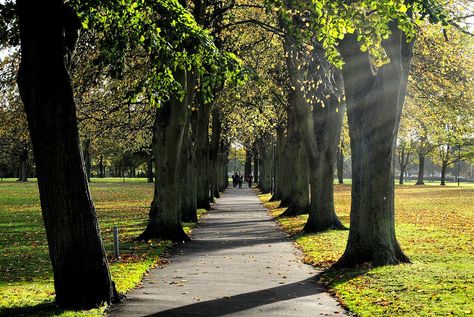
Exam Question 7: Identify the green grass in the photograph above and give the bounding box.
[0,181,206,316]
[0,177,148,183]
[334,178,474,187]
[259,184,474,317]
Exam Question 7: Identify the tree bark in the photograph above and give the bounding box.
[98,155,105,178]
[285,41,345,229]
[279,55,309,216]
[180,128,198,223]
[399,148,405,185]
[18,148,29,182]
[253,144,259,186]
[180,70,198,222]
[415,153,425,185]
[219,139,229,191]
[194,101,211,209]
[398,147,411,185]
[209,108,221,200]
[258,134,273,193]
[139,69,189,242]
[147,155,154,183]
[16,1,115,308]
[244,149,252,180]
[270,126,284,201]
[440,160,448,186]
[337,143,344,184]
[82,138,91,182]
[335,25,412,267]
[304,96,346,232]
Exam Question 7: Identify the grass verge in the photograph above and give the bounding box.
[0,181,206,316]
[259,184,474,317]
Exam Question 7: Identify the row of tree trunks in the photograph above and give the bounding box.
[283,40,344,228]
[17,0,116,308]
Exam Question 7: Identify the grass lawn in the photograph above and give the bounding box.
[0,180,205,316]
[259,184,474,317]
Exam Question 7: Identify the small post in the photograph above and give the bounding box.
[113,226,119,260]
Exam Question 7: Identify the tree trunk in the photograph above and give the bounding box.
[209,108,221,200]
[335,26,412,267]
[82,138,91,182]
[284,41,345,229]
[194,102,211,209]
[337,144,344,184]
[18,148,29,182]
[139,69,189,242]
[279,86,308,216]
[399,148,405,185]
[258,135,273,193]
[244,149,252,180]
[219,140,229,191]
[440,160,447,186]
[415,153,425,185]
[304,95,346,232]
[253,145,259,186]
[398,147,410,185]
[16,1,115,308]
[147,155,154,183]
[98,155,105,178]
[180,70,198,222]
[270,126,284,201]
[180,129,198,223]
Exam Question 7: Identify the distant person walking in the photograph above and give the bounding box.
[238,173,243,189]
[248,174,253,189]
[232,172,238,188]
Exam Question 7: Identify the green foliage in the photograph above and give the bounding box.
[264,0,459,67]
[71,0,246,106]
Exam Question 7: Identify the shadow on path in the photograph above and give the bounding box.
[144,277,323,317]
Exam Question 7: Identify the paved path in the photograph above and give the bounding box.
[109,187,348,317]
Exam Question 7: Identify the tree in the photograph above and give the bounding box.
[396,125,414,185]
[16,1,116,308]
[335,22,413,266]
[407,21,474,185]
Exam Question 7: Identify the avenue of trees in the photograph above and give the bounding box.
[0,0,473,310]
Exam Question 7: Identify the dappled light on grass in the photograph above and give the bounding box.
[0,182,205,316]
[259,184,474,316]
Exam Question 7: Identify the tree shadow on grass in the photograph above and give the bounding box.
[0,301,68,317]
[318,265,371,290]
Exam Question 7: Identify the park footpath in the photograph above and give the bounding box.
[109,186,349,317]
